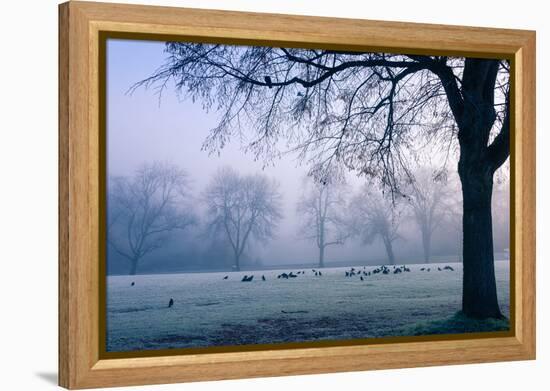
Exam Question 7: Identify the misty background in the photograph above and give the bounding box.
[106,39,509,275]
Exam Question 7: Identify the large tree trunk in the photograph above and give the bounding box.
[319,246,325,268]
[129,258,139,275]
[383,237,396,265]
[448,58,505,319]
[459,164,502,319]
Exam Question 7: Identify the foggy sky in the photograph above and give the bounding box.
[106,39,509,271]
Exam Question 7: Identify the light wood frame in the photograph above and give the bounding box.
[59,1,536,389]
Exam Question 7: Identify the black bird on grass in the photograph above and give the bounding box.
[223,276,228,280]
[262,275,266,281]
[130,282,135,286]
[168,298,174,308]
[360,276,364,281]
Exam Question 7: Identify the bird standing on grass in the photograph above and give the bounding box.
[168,298,174,308]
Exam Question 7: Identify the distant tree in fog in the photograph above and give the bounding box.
[203,167,282,271]
[108,162,196,275]
[350,186,403,265]
[492,168,510,253]
[296,176,349,268]
[404,167,451,263]
[442,178,464,262]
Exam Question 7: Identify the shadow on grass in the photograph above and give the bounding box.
[397,311,510,336]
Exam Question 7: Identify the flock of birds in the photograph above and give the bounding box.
[237,269,323,282]
[344,265,411,280]
[128,264,456,308]
[226,264,454,283]
[420,265,455,272]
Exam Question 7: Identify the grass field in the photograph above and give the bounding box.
[106,261,510,352]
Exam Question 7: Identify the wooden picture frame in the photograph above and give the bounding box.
[59,1,536,389]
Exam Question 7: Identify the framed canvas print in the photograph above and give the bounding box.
[58,1,536,389]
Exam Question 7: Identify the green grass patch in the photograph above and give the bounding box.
[397,311,510,336]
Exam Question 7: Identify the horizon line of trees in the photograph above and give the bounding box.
[107,161,509,276]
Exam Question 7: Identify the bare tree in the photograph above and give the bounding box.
[203,167,282,271]
[296,176,349,268]
[350,185,403,265]
[443,175,464,263]
[492,168,510,254]
[137,45,510,318]
[404,167,451,263]
[107,162,196,275]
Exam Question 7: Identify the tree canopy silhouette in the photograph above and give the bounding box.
[350,184,403,265]
[136,43,509,319]
[107,162,196,275]
[203,167,282,271]
[404,166,453,263]
[297,176,350,268]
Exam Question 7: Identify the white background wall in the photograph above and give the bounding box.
[0,0,546,389]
